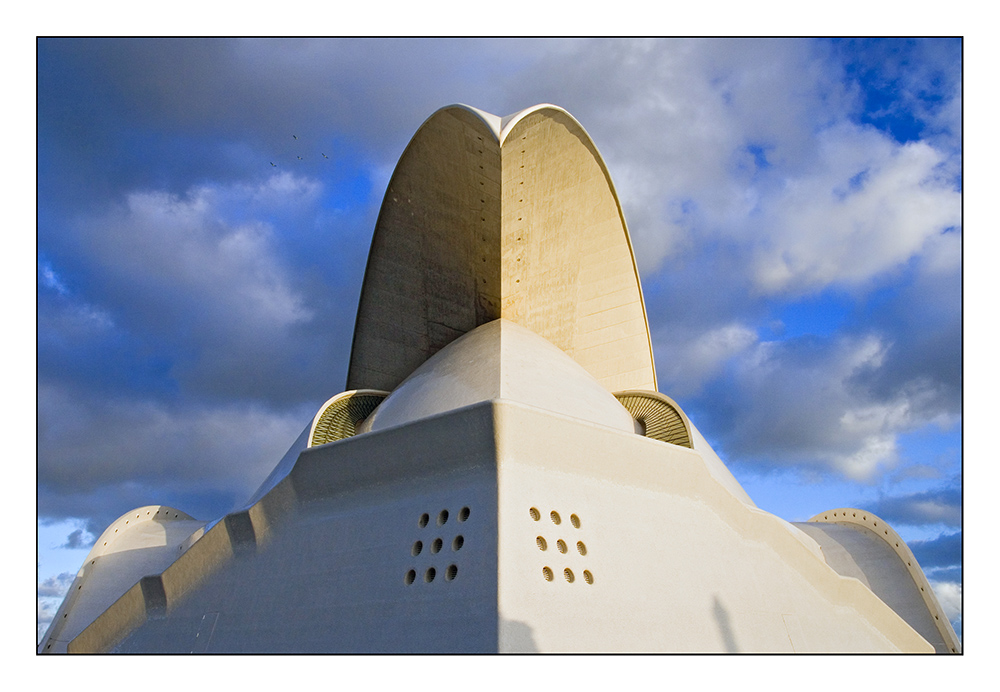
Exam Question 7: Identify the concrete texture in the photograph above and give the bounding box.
[347,105,655,395]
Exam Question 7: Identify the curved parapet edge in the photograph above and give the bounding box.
[308,389,389,446]
[498,103,566,144]
[450,103,502,140]
[38,505,206,653]
[807,508,961,653]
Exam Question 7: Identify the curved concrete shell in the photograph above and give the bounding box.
[38,506,206,654]
[347,104,656,394]
[797,509,962,653]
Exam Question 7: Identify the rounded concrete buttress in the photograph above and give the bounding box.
[347,104,656,395]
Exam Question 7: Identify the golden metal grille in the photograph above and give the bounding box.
[309,390,388,447]
[614,390,693,448]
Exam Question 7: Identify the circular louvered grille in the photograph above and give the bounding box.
[614,391,693,448]
[310,391,388,446]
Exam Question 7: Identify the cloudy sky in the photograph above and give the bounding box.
[36,37,962,643]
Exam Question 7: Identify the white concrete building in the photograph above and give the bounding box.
[38,105,960,654]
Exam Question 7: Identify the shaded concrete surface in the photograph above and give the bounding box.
[713,596,740,653]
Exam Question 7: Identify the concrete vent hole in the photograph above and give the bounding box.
[530,507,540,521]
[425,567,436,583]
[564,568,575,583]
[452,535,464,551]
[550,511,561,525]
[459,506,470,522]
[577,541,587,556]
[418,513,429,528]
[404,570,416,585]
[557,539,567,554]
[412,541,423,557]
[571,514,580,528]
[543,566,554,581]
[583,570,594,585]
[536,536,548,551]
[431,538,443,554]
[438,510,449,526]
[446,564,458,581]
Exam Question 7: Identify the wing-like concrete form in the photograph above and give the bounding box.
[796,510,962,653]
[347,104,656,394]
[39,105,958,654]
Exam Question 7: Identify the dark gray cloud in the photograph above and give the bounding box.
[855,256,962,416]
[909,531,962,569]
[866,482,962,528]
[37,382,312,534]
[686,332,930,479]
[59,529,94,550]
[38,39,549,203]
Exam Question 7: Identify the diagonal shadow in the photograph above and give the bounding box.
[712,595,740,653]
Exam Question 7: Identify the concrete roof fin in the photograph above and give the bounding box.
[347,104,657,394]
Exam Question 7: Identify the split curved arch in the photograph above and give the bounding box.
[347,104,656,394]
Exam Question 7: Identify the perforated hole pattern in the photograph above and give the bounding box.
[532,507,593,585]
[406,506,470,586]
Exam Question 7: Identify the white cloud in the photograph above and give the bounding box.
[87,180,314,333]
[47,173,352,400]
[655,323,757,396]
[507,40,960,297]
[751,126,961,295]
[929,580,962,639]
[39,260,69,295]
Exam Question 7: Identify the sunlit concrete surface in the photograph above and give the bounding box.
[38,105,959,654]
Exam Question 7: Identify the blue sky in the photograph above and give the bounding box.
[36,37,962,644]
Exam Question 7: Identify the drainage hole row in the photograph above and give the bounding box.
[536,536,586,555]
[542,566,594,584]
[530,507,581,528]
[419,506,471,528]
[412,535,463,556]
[405,565,458,584]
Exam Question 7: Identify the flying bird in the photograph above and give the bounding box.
[322,153,329,159]
[270,162,277,167]
[292,135,298,139]
[297,156,303,160]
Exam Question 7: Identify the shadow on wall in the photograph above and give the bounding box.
[713,595,740,653]
[501,619,539,653]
